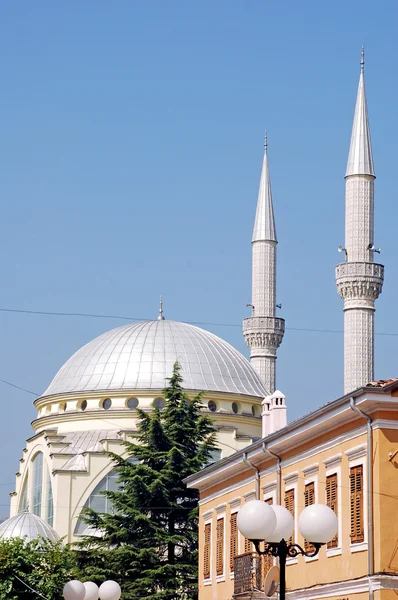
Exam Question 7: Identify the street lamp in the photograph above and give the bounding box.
[63,579,122,600]
[237,500,338,600]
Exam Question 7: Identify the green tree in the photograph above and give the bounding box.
[0,537,80,600]
[79,362,218,600]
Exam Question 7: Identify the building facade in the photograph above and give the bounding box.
[186,379,398,600]
[10,319,272,542]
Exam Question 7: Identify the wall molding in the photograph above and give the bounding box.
[286,575,398,600]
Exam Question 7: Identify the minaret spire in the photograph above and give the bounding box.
[243,135,285,399]
[336,50,384,393]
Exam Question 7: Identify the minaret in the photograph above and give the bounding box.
[336,49,384,393]
[243,134,285,395]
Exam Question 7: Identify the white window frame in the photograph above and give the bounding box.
[303,468,319,563]
[283,472,299,566]
[215,504,226,583]
[323,455,342,558]
[345,445,368,553]
[203,510,213,586]
[228,498,241,579]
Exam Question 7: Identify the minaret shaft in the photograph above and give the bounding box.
[252,241,276,316]
[336,52,384,394]
[345,176,374,262]
[243,138,284,395]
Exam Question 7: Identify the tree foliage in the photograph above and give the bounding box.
[79,362,218,600]
[0,536,80,600]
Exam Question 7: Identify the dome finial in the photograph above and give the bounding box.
[158,296,165,320]
[264,131,268,154]
[361,45,365,74]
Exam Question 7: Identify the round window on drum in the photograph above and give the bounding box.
[208,400,217,412]
[103,398,112,410]
[127,397,139,409]
[153,397,165,410]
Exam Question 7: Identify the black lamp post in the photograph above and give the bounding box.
[237,501,337,600]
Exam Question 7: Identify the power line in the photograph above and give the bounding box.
[0,378,38,396]
[1,306,398,336]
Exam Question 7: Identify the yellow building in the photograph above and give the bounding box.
[186,380,398,600]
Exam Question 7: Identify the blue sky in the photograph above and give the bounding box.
[0,0,397,515]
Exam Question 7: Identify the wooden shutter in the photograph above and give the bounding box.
[216,518,224,576]
[244,537,252,553]
[304,482,315,552]
[263,498,274,578]
[350,465,364,543]
[284,488,295,544]
[204,523,211,579]
[230,513,238,572]
[326,474,338,549]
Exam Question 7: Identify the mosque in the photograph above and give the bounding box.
[5,49,384,551]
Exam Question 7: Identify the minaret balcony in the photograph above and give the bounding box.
[243,316,285,351]
[335,261,384,302]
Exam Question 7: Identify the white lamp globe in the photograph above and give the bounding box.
[298,504,338,544]
[63,580,86,600]
[237,500,276,541]
[266,505,294,543]
[99,580,122,600]
[83,581,99,600]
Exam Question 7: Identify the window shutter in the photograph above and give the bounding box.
[350,465,364,543]
[244,537,252,553]
[204,523,211,579]
[216,518,224,576]
[284,489,295,544]
[230,513,238,572]
[326,474,338,549]
[304,482,315,552]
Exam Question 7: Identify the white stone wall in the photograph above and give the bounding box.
[345,176,374,262]
[252,240,276,317]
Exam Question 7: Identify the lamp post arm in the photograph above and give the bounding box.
[251,539,323,600]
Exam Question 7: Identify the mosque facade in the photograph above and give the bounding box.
[8,124,287,541]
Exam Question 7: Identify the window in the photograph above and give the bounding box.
[326,474,338,548]
[103,398,112,410]
[32,453,43,517]
[350,465,364,543]
[230,513,238,572]
[127,397,139,409]
[75,470,120,535]
[81,400,87,411]
[244,537,252,553]
[204,523,211,579]
[207,449,222,466]
[263,498,274,578]
[232,402,238,414]
[284,489,295,544]
[19,476,28,512]
[208,401,217,412]
[251,405,256,416]
[304,482,315,552]
[154,397,165,410]
[216,518,224,576]
[46,468,54,526]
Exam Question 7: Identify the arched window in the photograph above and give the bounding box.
[75,469,119,535]
[32,453,43,517]
[46,467,54,526]
[19,476,29,512]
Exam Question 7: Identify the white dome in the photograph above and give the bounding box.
[43,320,266,398]
[0,512,60,543]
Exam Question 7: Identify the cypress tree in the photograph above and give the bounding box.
[79,362,218,600]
